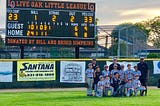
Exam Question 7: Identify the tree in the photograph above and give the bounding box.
[135,16,160,48]
[0,36,5,49]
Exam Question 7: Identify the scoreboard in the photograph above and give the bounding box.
[6,0,95,47]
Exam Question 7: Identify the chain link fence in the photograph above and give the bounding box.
[0,25,147,59]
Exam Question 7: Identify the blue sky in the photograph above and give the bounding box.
[0,0,160,28]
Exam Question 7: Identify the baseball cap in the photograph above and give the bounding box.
[121,64,124,67]
[88,63,92,66]
[113,58,117,61]
[95,66,100,69]
[104,64,108,68]
[99,75,103,79]
[92,58,96,61]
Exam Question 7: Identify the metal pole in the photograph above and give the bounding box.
[20,46,24,59]
[117,30,120,58]
[126,28,128,57]
[133,29,135,57]
[75,47,79,58]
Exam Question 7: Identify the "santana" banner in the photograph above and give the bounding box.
[17,60,56,81]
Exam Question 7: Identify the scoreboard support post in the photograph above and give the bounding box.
[75,47,79,58]
[20,46,24,59]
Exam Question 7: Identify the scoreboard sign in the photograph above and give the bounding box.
[6,0,95,47]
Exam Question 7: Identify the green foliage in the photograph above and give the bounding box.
[147,53,160,58]
[50,47,74,58]
[120,41,127,56]
[0,36,5,48]
[0,89,159,106]
[108,41,127,56]
[135,16,160,48]
[108,42,118,56]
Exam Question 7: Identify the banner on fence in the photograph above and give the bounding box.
[153,61,160,74]
[106,61,138,70]
[0,62,13,82]
[17,60,56,81]
[60,61,85,83]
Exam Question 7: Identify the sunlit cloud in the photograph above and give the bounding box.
[111,8,160,24]
[119,8,160,17]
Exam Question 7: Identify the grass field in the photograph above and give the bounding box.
[0,88,159,106]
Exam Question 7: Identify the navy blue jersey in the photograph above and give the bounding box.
[94,71,102,84]
[92,64,97,71]
[137,62,149,80]
[111,77,121,91]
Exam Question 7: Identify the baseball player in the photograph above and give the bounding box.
[124,64,134,81]
[104,75,114,96]
[133,65,141,79]
[102,65,110,78]
[111,64,119,78]
[133,75,146,96]
[96,75,104,97]
[85,63,94,96]
[125,78,134,97]
[111,72,122,96]
[94,66,102,96]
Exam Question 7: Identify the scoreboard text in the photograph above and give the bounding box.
[6,0,95,47]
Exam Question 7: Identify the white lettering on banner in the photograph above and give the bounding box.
[153,61,160,74]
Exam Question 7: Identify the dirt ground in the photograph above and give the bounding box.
[0,86,158,93]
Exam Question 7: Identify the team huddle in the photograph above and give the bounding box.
[85,58,148,97]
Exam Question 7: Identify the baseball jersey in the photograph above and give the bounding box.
[125,82,134,89]
[111,69,119,76]
[97,80,104,89]
[133,70,141,77]
[119,70,125,80]
[102,70,110,77]
[85,68,94,78]
[125,69,134,80]
[103,79,111,87]
[133,79,141,88]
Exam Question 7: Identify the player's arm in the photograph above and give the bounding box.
[94,71,96,78]
[124,72,127,82]
[131,72,134,79]
[85,74,87,83]
[85,70,87,83]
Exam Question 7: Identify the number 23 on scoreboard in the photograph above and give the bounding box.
[8,13,18,21]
